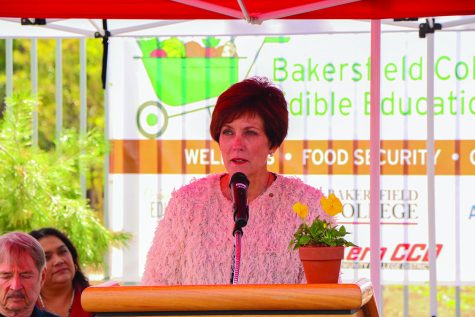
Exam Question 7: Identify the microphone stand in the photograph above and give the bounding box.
[231,228,243,285]
[229,172,249,285]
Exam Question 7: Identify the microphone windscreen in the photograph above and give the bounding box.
[229,172,249,188]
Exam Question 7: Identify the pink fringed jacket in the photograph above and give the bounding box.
[142,173,331,285]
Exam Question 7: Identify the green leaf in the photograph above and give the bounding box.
[201,36,221,48]
[299,235,312,246]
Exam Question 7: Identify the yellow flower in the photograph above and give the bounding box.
[320,193,343,216]
[292,202,309,220]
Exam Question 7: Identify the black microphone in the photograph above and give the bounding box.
[229,172,250,235]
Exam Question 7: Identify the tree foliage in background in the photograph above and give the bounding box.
[0,96,129,267]
[0,38,105,212]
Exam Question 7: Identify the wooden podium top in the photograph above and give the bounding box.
[81,279,378,317]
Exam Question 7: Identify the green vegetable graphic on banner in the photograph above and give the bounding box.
[136,36,290,138]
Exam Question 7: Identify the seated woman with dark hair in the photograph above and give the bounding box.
[29,228,93,317]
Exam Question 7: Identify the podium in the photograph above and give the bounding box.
[81,279,379,317]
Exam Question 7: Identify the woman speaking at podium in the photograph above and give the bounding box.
[142,77,333,285]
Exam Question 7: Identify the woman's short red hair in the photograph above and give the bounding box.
[210,77,288,149]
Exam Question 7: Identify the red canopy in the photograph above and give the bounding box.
[2,0,475,20]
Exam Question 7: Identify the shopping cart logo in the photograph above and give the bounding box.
[136,36,290,139]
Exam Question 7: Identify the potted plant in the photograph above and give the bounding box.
[289,193,355,283]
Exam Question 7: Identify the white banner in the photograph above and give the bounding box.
[107,30,475,284]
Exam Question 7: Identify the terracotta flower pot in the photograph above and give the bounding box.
[298,246,344,283]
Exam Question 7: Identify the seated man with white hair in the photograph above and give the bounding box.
[0,231,58,317]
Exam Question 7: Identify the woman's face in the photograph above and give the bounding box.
[219,114,272,179]
[39,236,76,289]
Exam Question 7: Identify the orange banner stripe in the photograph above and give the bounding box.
[109,139,475,175]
